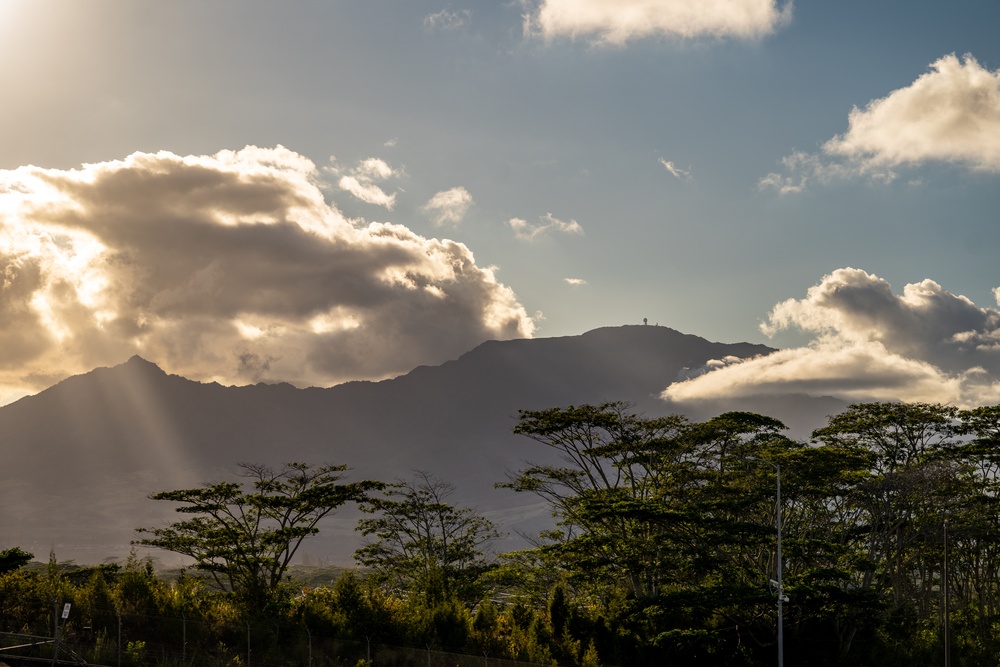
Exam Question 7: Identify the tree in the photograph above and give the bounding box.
[811,403,961,611]
[505,403,841,664]
[0,547,33,574]
[503,402,692,599]
[355,471,500,602]
[136,462,382,610]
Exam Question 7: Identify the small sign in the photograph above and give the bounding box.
[62,603,71,619]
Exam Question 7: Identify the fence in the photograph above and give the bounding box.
[0,613,559,667]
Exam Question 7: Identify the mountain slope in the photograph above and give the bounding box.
[0,325,835,564]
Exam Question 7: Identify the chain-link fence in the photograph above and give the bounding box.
[1,613,560,667]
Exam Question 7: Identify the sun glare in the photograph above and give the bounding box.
[0,1,28,37]
[31,292,70,343]
[0,385,31,407]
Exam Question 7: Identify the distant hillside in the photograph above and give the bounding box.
[0,325,843,564]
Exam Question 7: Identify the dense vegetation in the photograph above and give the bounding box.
[2,400,1000,667]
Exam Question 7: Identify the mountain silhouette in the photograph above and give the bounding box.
[0,325,842,564]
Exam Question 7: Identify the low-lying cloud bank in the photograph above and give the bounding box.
[526,0,791,45]
[663,268,1000,407]
[0,146,535,403]
[761,54,1000,192]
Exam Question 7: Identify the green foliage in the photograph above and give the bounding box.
[124,639,146,666]
[0,570,48,633]
[423,595,471,648]
[327,571,402,641]
[548,583,570,639]
[472,597,509,656]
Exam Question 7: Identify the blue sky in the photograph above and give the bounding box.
[0,0,998,407]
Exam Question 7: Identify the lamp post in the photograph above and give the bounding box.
[748,456,784,667]
[944,518,950,667]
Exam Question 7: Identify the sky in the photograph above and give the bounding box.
[1,0,999,409]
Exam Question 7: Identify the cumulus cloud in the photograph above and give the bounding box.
[335,157,399,209]
[659,158,693,183]
[423,187,473,226]
[526,0,791,45]
[564,277,587,286]
[760,54,1000,192]
[662,268,1000,407]
[0,146,535,404]
[425,9,471,30]
[825,54,1000,171]
[508,213,583,241]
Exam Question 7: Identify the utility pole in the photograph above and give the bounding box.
[748,456,784,667]
[944,518,950,667]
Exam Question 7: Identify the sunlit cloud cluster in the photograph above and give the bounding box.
[423,187,473,226]
[663,268,1000,407]
[526,0,792,45]
[508,213,583,242]
[761,54,1000,192]
[333,157,400,209]
[0,146,535,404]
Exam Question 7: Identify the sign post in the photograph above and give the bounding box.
[51,603,71,666]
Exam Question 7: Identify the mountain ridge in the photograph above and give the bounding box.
[0,325,840,564]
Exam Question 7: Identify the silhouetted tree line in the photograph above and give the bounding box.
[2,401,1000,666]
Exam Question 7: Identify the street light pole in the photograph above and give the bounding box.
[944,518,950,667]
[749,456,784,667]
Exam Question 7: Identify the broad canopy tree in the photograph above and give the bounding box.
[136,462,382,610]
[503,403,801,663]
[504,403,792,599]
[355,471,500,602]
